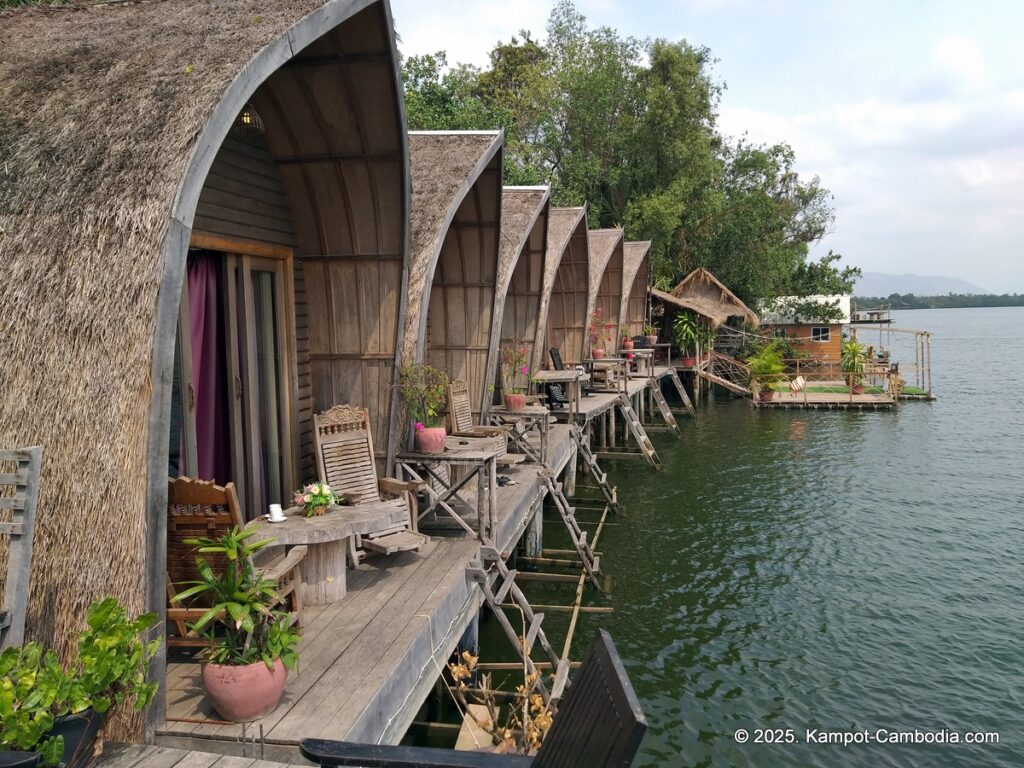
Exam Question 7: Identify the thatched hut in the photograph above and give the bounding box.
[402,132,504,418]
[651,267,760,328]
[0,0,408,734]
[587,228,626,353]
[538,207,590,367]
[619,241,652,339]
[493,187,550,391]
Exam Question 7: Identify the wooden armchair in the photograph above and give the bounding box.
[300,629,647,768]
[0,446,42,651]
[314,405,427,559]
[167,477,307,647]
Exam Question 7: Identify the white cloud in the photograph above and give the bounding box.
[931,35,989,92]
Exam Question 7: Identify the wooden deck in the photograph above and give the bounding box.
[756,390,895,410]
[552,366,677,423]
[157,426,575,762]
[98,743,300,767]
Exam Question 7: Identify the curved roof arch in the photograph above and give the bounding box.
[619,240,652,337]
[538,206,590,366]
[587,228,626,345]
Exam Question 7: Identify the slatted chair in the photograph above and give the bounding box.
[446,379,508,438]
[167,477,307,647]
[300,629,647,768]
[0,446,42,651]
[314,405,428,560]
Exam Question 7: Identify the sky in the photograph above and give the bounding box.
[390,0,1024,293]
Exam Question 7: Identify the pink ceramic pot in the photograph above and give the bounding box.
[202,658,287,722]
[504,393,526,412]
[681,356,697,367]
[592,349,606,359]
[415,427,447,454]
[622,338,634,350]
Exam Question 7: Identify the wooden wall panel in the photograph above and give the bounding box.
[622,259,650,337]
[500,210,547,375]
[546,230,589,365]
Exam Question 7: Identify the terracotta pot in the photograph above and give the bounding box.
[415,426,447,454]
[49,708,106,768]
[592,349,606,359]
[645,335,658,346]
[202,658,288,722]
[622,338,634,350]
[758,390,775,403]
[681,356,696,367]
[851,384,865,395]
[504,393,526,412]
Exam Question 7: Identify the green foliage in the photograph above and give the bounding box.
[172,528,300,670]
[856,293,1020,309]
[746,342,786,392]
[672,312,699,355]
[840,339,866,384]
[398,363,450,428]
[0,599,158,765]
[643,322,657,336]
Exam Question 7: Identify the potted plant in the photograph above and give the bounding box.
[0,599,158,768]
[172,527,300,723]
[673,312,699,367]
[621,331,634,351]
[746,342,786,402]
[292,481,337,516]
[586,309,609,359]
[699,324,717,361]
[398,363,449,454]
[841,338,867,395]
[643,323,658,346]
[500,340,530,411]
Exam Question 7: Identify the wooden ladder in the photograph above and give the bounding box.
[540,474,602,592]
[616,394,661,470]
[468,547,571,703]
[648,381,681,438]
[570,426,620,513]
[667,369,697,416]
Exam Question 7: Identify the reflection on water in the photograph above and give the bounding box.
[554,308,1024,767]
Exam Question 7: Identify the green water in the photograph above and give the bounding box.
[530,307,1024,767]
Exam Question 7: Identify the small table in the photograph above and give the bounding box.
[397,436,501,543]
[247,503,406,605]
[585,357,628,393]
[531,369,589,422]
[651,342,673,368]
[621,348,654,378]
[487,404,550,464]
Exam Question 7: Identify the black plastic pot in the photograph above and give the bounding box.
[0,751,41,768]
[49,709,105,768]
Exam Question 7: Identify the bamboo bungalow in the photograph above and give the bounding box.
[587,229,626,354]
[651,267,760,330]
[538,206,590,368]
[619,241,653,339]
[402,132,504,417]
[493,187,551,393]
[0,0,408,738]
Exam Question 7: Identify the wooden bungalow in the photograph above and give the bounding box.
[587,228,626,353]
[402,131,504,418]
[538,206,590,368]
[651,267,760,330]
[759,295,851,363]
[493,186,551,391]
[619,241,653,339]
[0,0,408,738]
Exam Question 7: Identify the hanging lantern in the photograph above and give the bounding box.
[232,103,264,136]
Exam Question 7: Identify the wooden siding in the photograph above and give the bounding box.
[545,224,589,366]
[769,323,842,362]
[620,244,651,338]
[499,206,548,383]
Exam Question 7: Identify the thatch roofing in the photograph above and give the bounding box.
[654,267,759,327]
[586,228,625,298]
[621,241,652,298]
[402,131,503,363]
[496,186,550,295]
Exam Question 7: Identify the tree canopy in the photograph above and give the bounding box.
[399,0,859,306]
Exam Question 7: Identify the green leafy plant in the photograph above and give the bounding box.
[642,322,657,336]
[0,599,158,766]
[746,341,786,394]
[672,312,699,356]
[841,339,866,387]
[172,527,299,670]
[698,323,716,355]
[398,363,450,428]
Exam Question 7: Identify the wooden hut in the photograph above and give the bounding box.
[652,267,760,328]
[493,187,551,392]
[402,132,504,418]
[619,241,653,339]
[587,228,626,354]
[538,207,590,368]
[0,0,408,735]
[760,295,851,362]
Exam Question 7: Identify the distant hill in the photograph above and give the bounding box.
[854,272,989,297]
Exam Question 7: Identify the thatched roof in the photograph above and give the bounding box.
[402,131,503,363]
[621,241,652,298]
[654,267,759,327]
[496,186,550,295]
[586,228,624,297]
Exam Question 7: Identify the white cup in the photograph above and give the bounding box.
[268,503,285,522]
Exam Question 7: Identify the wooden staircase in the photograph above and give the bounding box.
[540,474,601,591]
[571,426,620,513]
[666,369,696,416]
[648,382,681,437]
[616,394,661,470]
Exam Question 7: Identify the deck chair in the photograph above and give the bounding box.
[314,405,428,560]
[0,446,42,651]
[167,477,307,647]
[300,629,647,768]
[549,347,594,397]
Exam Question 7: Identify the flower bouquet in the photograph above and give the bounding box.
[293,482,338,517]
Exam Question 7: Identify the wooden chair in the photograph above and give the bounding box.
[166,477,307,647]
[0,446,42,651]
[314,405,428,559]
[299,629,647,767]
[446,379,507,438]
[549,347,594,398]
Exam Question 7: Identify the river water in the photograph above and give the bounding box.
[562,307,1024,767]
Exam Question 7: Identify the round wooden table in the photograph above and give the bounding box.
[247,503,407,604]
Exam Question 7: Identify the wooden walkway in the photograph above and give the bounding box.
[553,366,678,423]
[757,391,895,410]
[157,426,576,762]
[97,743,299,767]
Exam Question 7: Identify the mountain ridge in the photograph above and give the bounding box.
[854,272,989,297]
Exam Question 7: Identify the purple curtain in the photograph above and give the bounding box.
[187,255,231,484]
